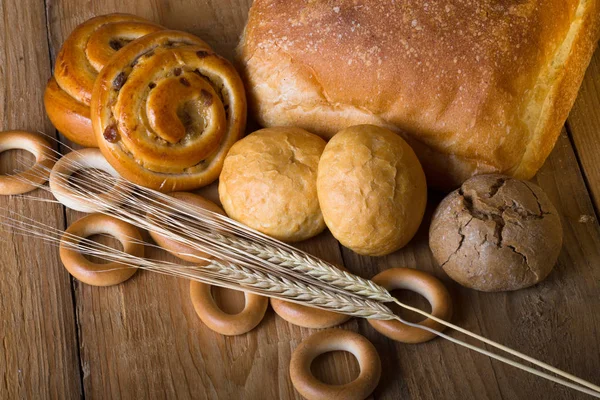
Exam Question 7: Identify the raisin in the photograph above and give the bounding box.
[174,67,182,76]
[113,72,127,90]
[148,82,156,89]
[196,50,210,58]
[180,77,191,87]
[103,125,119,143]
[109,40,123,51]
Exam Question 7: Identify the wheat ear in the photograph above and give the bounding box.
[1,209,394,320]
[2,207,600,398]
[7,143,600,398]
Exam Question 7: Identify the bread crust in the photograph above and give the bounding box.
[238,0,600,189]
[317,125,427,256]
[429,175,563,291]
[91,30,247,192]
[219,127,326,242]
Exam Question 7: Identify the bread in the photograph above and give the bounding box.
[289,329,381,400]
[0,131,55,195]
[429,174,563,291]
[238,0,600,189]
[219,127,326,242]
[60,214,143,286]
[367,268,452,343]
[317,125,427,256]
[45,14,163,147]
[91,30,246,192]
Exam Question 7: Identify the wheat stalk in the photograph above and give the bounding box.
[27,153,391,302]
[215,234,392,302]
[195,260,393,319]
[6,141,600,398]
[1,209,395,320]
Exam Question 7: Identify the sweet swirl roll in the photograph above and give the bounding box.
[91,30,246,191]
[44,14,163,147]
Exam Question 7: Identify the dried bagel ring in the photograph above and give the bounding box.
[49,148,131,213]
[190,281,268,336]
[0,131,55,195]
[91,30,247,192]
[60,213,143,286]
[368,268,452,344]
[147,192,268,336]
[45,14,163,147]
[290,329,381,400]
[271,263,351,329]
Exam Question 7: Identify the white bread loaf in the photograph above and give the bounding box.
[238,0,600,189]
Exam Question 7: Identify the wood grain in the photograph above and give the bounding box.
[0,0,81,398]
[66,185,359,399]
[0,0,596,399]
[343,130,600,400]
[566,49,600,214]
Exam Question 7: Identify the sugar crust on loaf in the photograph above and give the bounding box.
[238,0,600,189]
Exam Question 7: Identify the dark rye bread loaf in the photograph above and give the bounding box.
[237,0,600,189]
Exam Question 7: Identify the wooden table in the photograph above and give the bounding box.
[1,1,599,399]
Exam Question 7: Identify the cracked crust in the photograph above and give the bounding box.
[429,174,563,292]
[317,125,427,256]
[219,127,326,242]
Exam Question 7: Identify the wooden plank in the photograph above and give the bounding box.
[344,130,600,400]
[43,2,600,399]
[45,2,359,395]
[45,0,252,61]
[566,48,600,214]
[66,187,358,399]
[0,0,81,398]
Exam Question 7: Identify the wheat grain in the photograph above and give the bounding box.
[5,143,600,398]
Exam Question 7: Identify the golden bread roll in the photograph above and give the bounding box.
[45,14,163,147]
[317,125,427,256]
[219,127,326,242]
[238,0,600,189]
[429,174,563,292]
[91,30,246,191]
